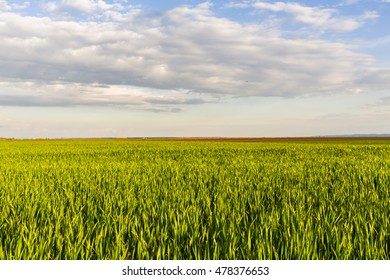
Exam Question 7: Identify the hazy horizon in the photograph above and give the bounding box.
[2,133,390,140]
[1,0,390,138]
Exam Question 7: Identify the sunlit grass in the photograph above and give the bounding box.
[0,139,389,259]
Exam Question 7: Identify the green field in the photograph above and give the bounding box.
[0,139,389,259]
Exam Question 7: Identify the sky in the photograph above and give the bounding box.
[0,0,389,138]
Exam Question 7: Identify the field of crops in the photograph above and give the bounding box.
[0,139,389,260]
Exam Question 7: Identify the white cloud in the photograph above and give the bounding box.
[0,0,11,11]
[43,2,58,12]
[252,1,377,32]
[361,11,379,20]
[0,79,211,112]
[42,0,127,20]
[0,2,388,111]
[10,1,30,10]
[224,2,251,9]
[59,0,114,13]
[342,0,359,5]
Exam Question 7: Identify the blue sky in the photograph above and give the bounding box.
[0,0,389,138]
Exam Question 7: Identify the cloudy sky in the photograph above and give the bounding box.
[1,0,389,138]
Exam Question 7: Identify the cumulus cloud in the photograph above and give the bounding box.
[252,1,378,32]
[42,0,135,21]
[44,0,121,13]
[0,0,11,10]
[0,1,388,110]
[60,0,112,12]
[0,79,211,112]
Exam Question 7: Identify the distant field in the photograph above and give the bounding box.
[3,136,390,142]
[132,137,390,142]
[0,139,389,259]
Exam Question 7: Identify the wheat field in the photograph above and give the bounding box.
[0,139,389,259]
